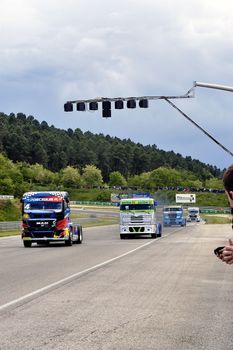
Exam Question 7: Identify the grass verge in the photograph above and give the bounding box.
[201,214,231,224]
[0,230,20,238]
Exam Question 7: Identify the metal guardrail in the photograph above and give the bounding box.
[0,221,21,231]
[71,201,118,206]
[0,219,96,231]
[200,208,230,214]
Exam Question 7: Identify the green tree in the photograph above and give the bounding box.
[205,178,223,190]
[127,174,142,188]
[60,166,81,188]
[131,147,150,174]
[3,132,29,162]
[179,169,203,188]
[28,164,55,185]
[148,167,182,188]
[110,143,129,176]
[82,165,103,188]
[185,179,203,189]
[127,172,150,188]
[16,162,35,182]
[0,153,25,196]
[109,171,127,187]
[30,142,48,167]
[0,178,15,195]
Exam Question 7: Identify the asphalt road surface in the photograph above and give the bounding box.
[0,223,233,350]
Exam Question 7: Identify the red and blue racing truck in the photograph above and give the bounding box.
[21,191,83,247]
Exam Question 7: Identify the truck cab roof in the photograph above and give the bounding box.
[21,191,69,202]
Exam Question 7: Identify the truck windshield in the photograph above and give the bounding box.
[120,204,154,211]
[24,201,63,211]
[164,207,182,212]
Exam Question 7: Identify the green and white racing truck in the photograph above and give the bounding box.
[119,196,162,239]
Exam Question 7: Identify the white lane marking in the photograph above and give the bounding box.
[0,237,166,311]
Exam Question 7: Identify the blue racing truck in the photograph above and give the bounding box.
[163,205,186,227]
[21,191,83,247]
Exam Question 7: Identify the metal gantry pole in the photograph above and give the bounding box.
[165,98,233,158]
[64,81,233,157]
[194,81,233,93]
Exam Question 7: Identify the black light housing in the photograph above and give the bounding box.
[102,100,111,118]
[139,99,149,108]
[102,109,111,118]
[115,100,124,109]
[76,102,86,111]
[89,101,98,110]
[64,102,73,112]
[102,101,111,109]
[127,99,136,108]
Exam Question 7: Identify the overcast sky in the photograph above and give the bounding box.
[1,0,233,170]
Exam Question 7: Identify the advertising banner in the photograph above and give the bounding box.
[176,193,196,203]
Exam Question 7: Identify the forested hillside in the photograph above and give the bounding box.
[0,112,222,182]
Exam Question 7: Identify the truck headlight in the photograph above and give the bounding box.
[122,217,130,224]
[144,218,152,224]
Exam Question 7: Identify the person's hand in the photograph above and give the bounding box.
[214,246,225,260]
[222,239,233,264]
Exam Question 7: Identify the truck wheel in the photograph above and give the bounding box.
[120,234,127,239]
[151,233,157,238]
[156,223,162,237]
[76,226,83,244]
[65,233,73,246]
[23,240,32,247]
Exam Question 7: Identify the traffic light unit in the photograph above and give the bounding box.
[64,99,148,117]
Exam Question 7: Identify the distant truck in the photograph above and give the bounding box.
[186,207,200,222]
[163,205,186,227]
[21,191,83,247]
[119,196,162,239]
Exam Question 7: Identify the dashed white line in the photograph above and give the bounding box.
[0,237,167,312]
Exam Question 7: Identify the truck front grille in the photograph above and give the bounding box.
[27,219,56,230]
[130,215,143,223]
